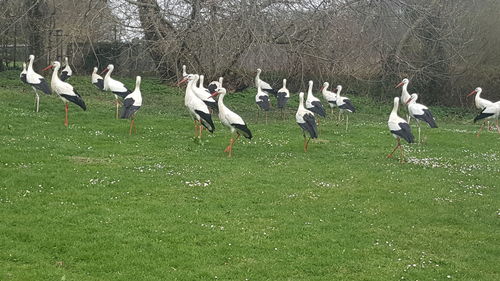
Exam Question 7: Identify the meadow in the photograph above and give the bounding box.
[0,70,499,281]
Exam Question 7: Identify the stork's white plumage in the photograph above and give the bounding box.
[320,82,337,114]
[211,87,252,157]
[60,57,72,82]
[43,61,86,127]
[406,93,438,143]
[335,85,356,131]
[387,97,414,162]
[474,101,500,137]
[194,75,217,110]
[255,68,278,96]
[121,76,143,135]
[305,80,326,117]
[208,77,223,94]
[255,84,271,124]
[276,79,290,113]
[101,64,131,119]
[467,87,495,134]
[296,92,318,152]
[24,54,51,112]
[178,74,215,138]
[91,67,104,91]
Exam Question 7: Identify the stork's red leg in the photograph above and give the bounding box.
[387,138,400,158]
[476,122,485,137]
[129,119,135,135]
[194,120,198,137]
[64,103,69,127]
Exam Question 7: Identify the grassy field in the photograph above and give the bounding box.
[0,70,499,281]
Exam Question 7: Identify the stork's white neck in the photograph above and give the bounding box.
[51,64,61,83]
[199,75,204,87]
[391,98,400,117]
[299,93,305,110]
[28,56,34,70]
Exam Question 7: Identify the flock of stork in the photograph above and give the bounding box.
[19,55,500,159]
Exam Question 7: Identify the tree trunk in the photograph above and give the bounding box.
[25,0,49,70]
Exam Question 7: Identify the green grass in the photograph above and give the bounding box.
[0,70,499,281]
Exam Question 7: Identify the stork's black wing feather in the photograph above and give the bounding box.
[112,89,131,99]
[299,113,318,139]
[391,122,414,143]
[207,83,217,94]
[93,79,104,91]
[232,123,252,139]
[61,94,86,111]
[340,99,356,113]
[30,78,51,95]
[276,92,289,109]
[415,109,438,128]
[256,96,271,111]
[474,109,494,123]
[308,101,326,117]
[195,110,215,133]
[60,71,70,82]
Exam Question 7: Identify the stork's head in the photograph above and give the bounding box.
[467,87,482,97]
[101,64,114,74]
[406,93,418,104]
[320,82,329,91]
[395,78,409,88]
[177,73,195,86]
[211,87,227,98]
[42,61,60,71]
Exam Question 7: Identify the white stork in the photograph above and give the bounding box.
[177,74,215,138]
[42,61,86,127]
[320,82,337,115]
[91,67,104,90]
[24,54,51,112]
[296,92,318,152]
[121,76,143,135]
[467,87,493,132]
[406,93,438,143]
[305,80,326,118]
[60,57,72,82]
[395,78,412,122]
[255,84,271,124]
[387,97,414,162]
[211,87,252,157]
[255,68,278,97]
[474,101,500,137]
[334,85,356,131]
[101,64,131,119]
[194,74,217,110]
[276,79,290,118]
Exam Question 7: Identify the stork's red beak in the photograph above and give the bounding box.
[42,65,53,71]
[395,82,404,88]
[466,90,477,97]
[210,92,220,99]
[405,97,413,105]
[100,68,109,75]
[320,87,324,91]
[176,78,188,86]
